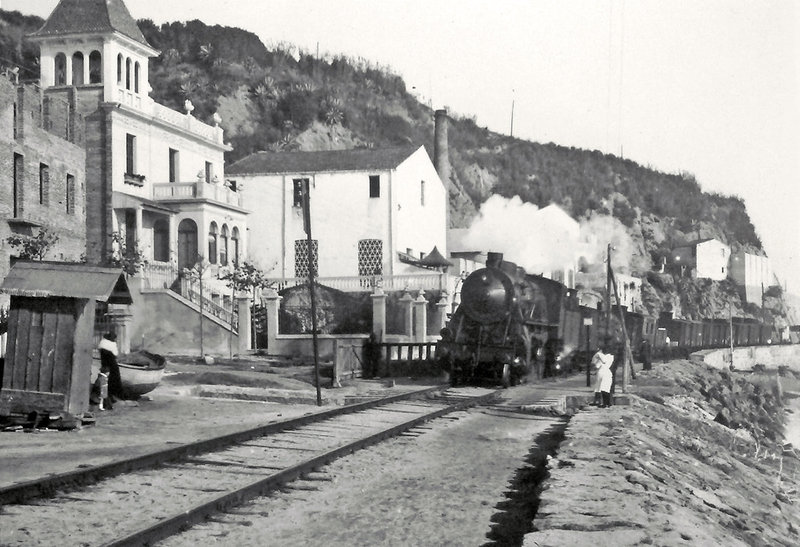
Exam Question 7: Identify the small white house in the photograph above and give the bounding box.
[227,146,447,281]
[671,238,730,281]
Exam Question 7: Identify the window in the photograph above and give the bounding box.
[205,161,213,183]
[89,51,102,83]
[369,175,380,198]
[292,178,308,208]
[134,62,140,93]
[231,227,240,267]
[39,163,49,206]
[72,52,84,86]
[125,210,136,252]
[169,148,179,182]
[153,219,169,262]
[125,57,131,90]
[220,225,229,266]
[54,53,67,85]
[358,239,383,277]
[294,239,318,278]
[13,153,23,217]
[66,174,75,214]
[208,222,218,264]
[420,180,425,206]
[117,54,123,84]
[126,134,136,174]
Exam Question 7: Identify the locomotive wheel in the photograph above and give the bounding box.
[501,364,511,388]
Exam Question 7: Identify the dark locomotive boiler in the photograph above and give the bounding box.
[438,252,566,387]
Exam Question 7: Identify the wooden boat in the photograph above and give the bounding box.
[117,351,166,398]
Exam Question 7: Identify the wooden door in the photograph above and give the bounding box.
[1,297,75,413]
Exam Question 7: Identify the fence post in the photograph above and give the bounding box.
[435,294,449,332]
[400,291,415,341]
[237,294,252,354]
[263,288,282,351]
[413,292,428,343]
[371,287,387,340]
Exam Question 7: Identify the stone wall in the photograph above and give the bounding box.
[691,344,800,373]
[129,286,239,356]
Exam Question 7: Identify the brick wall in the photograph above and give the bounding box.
[0,79,87,286]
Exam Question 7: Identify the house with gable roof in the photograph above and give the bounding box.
[28,0,248,276]
[227,145,447,285]
[670,238,730,280]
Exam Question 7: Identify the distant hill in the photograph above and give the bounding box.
[1,10,785,326]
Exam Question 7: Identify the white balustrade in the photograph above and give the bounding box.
[272,274,446,293]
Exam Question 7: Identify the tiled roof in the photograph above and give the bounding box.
[31,0,151,48]
[227,146,420,175]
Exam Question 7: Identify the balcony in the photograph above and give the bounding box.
[152,181,244,209]
[116,88,224,145]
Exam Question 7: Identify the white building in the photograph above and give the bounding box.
[730,251,773,303]
[671,238,730,281]
[227,146,447,282]
[30,0,248,274]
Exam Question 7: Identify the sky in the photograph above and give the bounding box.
[5,0,800,293]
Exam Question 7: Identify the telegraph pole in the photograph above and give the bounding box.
[301,179,322,405]
[605,243,612,338]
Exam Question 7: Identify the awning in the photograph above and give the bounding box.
[1,262,133,304]
[112,191,176,214]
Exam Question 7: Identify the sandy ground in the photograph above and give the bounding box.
[160,407,562,547]
[0,357,435,489]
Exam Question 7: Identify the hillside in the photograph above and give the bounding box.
[0,10,786,326]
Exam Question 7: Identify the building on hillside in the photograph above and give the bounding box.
[730,251,773,304]
[28,0,248,277]
[612,272,643,312]
[0,75,87,298]
[670,238,730,280]
[227,146,447,283]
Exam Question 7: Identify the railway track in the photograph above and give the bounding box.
[0,386,500,546]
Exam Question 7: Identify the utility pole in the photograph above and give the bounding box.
[605,243,611,338]
[729,298,734,370]
[510,98,515,137]
[301,178,322,406]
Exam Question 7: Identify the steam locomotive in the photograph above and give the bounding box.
[437,252,780,387]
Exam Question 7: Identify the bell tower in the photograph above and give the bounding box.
[29,0,158,112]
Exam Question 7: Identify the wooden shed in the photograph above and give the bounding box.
[0,262,132,419]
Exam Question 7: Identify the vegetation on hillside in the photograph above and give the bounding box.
[0,10,777,323]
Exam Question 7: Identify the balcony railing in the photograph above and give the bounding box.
[152,181,243,208]
[115,87,224,145]
[274,273,447,293]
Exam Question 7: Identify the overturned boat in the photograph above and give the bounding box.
[117,351,166,399]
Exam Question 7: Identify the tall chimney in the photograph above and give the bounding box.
[434,109,450,183]
[434,109,451,228]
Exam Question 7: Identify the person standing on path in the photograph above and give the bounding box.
[98,332,123,407]
[591,339,614,407]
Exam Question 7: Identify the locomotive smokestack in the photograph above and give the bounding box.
[434,109,451,228]
[486,252,504,268]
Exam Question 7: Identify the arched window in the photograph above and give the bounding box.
[89,51,102,84]
[117,53,123,84]
[71,52,84,85]
[54,53,67,85]
[231,227,240,267]
[208,221,218,264]
[153,219,169,262]
[134,61,140,93]
[125,58,131,90]
[219,225,229,266]
[178,219,198,271]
